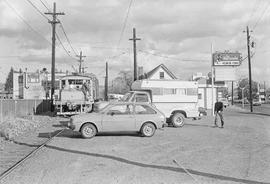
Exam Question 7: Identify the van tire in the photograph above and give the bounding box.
[171,113,185,127]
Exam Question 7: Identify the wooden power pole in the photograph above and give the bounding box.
[245,26,253,112]
[129,28,141,81]
[45,2,64,111]
[104,62,108,101]
[76,51,86,73]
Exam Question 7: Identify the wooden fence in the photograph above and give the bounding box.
[0,99,51,121]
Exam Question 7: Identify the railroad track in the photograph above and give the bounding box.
[0,128,65,181]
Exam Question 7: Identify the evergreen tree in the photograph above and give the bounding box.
[4,67,14,93]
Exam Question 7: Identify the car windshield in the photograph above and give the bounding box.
[121,92,134,102]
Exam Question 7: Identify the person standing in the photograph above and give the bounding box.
[214,100,224,128]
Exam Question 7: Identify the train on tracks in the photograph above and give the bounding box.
[54,74,98,116]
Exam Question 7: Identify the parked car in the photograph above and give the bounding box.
[68,102,166,138]
[219,98,229,108]
[253,100,262,106]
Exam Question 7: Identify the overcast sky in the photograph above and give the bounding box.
[0,0,270,86]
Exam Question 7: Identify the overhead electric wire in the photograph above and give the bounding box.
[139,50,209,62]
[39,0,50,11]
[116,0,133,49]
[3,0,51,45]
[25,0,50,21]
[55,33,77,61]
[59,23,79,56]
[247,0,261,26]
[39,0,79,57]
[25,0,79,60]
[252,1,270,30]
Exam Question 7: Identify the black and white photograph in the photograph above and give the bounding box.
[0,0,270,183]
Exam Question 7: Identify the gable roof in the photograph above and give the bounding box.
[146,64,177,79]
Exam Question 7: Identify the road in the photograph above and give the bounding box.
[1,106,270,184]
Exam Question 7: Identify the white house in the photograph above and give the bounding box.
[143,64,177,80]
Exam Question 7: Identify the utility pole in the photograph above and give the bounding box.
[245,26,253,112]
[104,62,108,101]
[231,81,234,105]
[82,67,88,74]
[45,2,64,112]
[76,51,86,73]
[129,28,141,81]
[211,43,215,116]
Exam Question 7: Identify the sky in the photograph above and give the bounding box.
[0,0,270,87]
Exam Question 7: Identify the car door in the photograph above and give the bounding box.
[101,104,136,132]
[134,104,158,128]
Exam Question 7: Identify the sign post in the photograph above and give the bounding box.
[212,51,241,110]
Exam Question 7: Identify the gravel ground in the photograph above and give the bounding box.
[0,106,270,184]
[0,115,67,175]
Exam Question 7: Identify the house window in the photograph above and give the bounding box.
[159,72,164,79]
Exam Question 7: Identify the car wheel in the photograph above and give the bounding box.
[141,123,156,137]
[171,113,185,127]
[81,123,97,139]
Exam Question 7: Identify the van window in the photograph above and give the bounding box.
[132,94,148,102]
[163,88,176,95]
[176,88,186,95]
[187,88,198,96]
[151,88,163,95]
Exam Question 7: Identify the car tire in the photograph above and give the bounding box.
[141,123,156,137]
[171,113,185,127]
[81,123,97,139]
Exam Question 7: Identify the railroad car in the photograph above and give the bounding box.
[54,74,97,115]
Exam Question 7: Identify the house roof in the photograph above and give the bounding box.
[146,64,177,79]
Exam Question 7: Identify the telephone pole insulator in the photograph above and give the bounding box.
[45,2,64,112]
[129,28,141,81]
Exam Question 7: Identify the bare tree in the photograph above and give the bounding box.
[111,71,133,94]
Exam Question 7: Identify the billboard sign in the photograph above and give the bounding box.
[213,52,241,66]
[215,67,237,81]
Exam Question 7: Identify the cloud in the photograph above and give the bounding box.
[0,0,269,86]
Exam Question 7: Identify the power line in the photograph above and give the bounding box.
[0,55,50,58]
[59,22,79,56]
[25,0,50,21]
[253,1,270,30]
[3,0,51,45]
[247,0,261,26]
[39,0,50,11]
[38,0,78,56]
[91,46,131,51]
[116,0,133,49]
[55,33,77,60]
[139,50,209,62]
[25,0,77,60]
